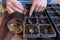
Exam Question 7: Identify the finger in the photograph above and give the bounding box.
[35,5,39,12]
[7,2,23,13]
[41,4,46,11]
[29,1,36,16]
[37,1,42,12]
[41,7,46,11]
[38,6,42,12]
[38,3,45,12]
[9,0,24,11]
[41,1,47,11]
[6,5,15,14]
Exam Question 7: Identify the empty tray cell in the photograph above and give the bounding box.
[55,8,60,11]
[46,7,55,11]
[25,17,37,24]
[25,25,39,34]
[52,18,60,24]
[36,11,47,17]
[47,11,59,17]
[38,18,50,24]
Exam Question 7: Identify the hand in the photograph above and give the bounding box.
[6,0,24,14]
[12,34,27,40]
[29,0,47,16]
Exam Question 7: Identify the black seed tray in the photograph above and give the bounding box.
[23,4,58,38]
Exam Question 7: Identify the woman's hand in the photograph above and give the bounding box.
[6,0,24,14]
[12,34,27,40]
[29,0,47,16]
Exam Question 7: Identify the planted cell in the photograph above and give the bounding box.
[38,18,50,24]
[26,17,36,24]
[46,8,55,11]
[52,18,60,24]
[36,11,46,17]
[40,25,54,35]
[25,25,39,34]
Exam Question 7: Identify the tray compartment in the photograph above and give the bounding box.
[36,11,47,18]
[24,24,40,38]
[51,17,60,24]
[38,17,50,24]
[47,11,60,17]
[46,7,55,11]
[25,17,37,24]
[40,25,56,38]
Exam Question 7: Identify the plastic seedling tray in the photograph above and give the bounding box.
[40,24,56,38]
[24,24,40,38]
[38,17,50,24]
[25,17,37,24]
